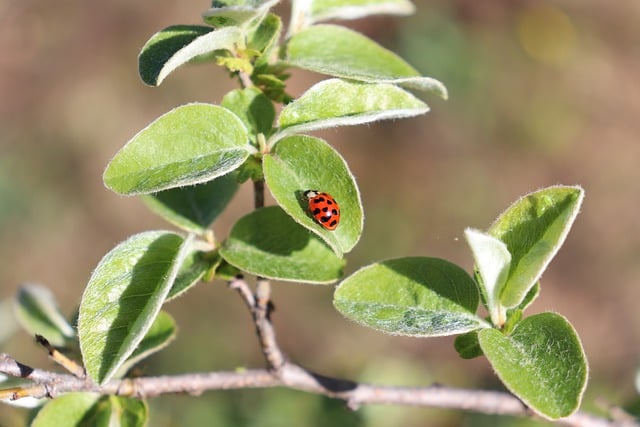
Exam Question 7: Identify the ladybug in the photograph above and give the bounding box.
[304,190,340,231]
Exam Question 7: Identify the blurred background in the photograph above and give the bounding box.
[1,0,639,425]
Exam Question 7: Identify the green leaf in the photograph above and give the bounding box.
[478,312,588,419]
[309,0,415,23]
[222,87,276,137]
[464,228,511,327]
[139,25,243,86]
[14,284,75,347]
[489,185,584,309]
[274,79,428,141]
[202,0,279,28]
[263,135,363,255]
[220,206,345,284]
[248,13,282,67]
[454,331,483,359]
[31,393,101,427]
[213,259,241,280]
[167,247,213,300]
[108,396,148,427]
[284,25,447,99]
[104,103,251,195]
[142,174,239,234]
[236,156,265,183]
[517,282,540,312]
[334,257,487,336]
[116,311,177,378]
[78,232,193,384]
[32,393,148,427]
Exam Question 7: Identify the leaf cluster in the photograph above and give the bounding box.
[4,0,591,424]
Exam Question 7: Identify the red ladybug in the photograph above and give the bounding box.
[304,190,340,231]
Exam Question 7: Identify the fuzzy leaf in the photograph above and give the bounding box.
[284,25,447,99]
[78,232,192,384]
[202,0,279,28]
[32,393,148,427]
[309,0,415,22]
[139,25,243,86]
[248,13,282,68]
[263,135,362,255]
[274,79,427,141]
[142,174,239,234]
[220,206,345,284]
[478,312,588,419]
[454,331,483,359]
[166,248,212,300]
[222,87,276,137]
[104,103,250,195]
[489,186,584,309]
[14,284,75,347]
[465,228,511,327]
[116,311,177,378]
[334,257,487,336]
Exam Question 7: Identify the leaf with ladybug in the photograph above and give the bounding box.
[263,135,363,255]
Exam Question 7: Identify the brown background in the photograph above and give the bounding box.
[1,0,638,425]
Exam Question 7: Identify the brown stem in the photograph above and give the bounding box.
[228,276,285,371]
[254,179,264,209]
[0,353,624,427]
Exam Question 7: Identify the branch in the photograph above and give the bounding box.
[230,275,285,371]
[0,353,627,427]
[0,270,632,427]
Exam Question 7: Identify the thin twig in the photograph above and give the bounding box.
[228,274,255,310]
[228,275,286,371]
[35,335,85,379]
[254,278,285,371]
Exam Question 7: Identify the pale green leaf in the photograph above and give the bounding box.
[32,393,148,427]
[31,393,101,427]
[334,257,487,336]
[248,13,282,68]
[142,174,239,234]
[166,248,212,300]
[116,311,177,378]
[78,232,193,384]
[202,0,280,28]
[489,185,584,308]
[220,206,345,284]
[104,103,250,195]
[284,25,447,99]
[139,25,243,86]
[274,79,427,141]
[222,87,276,137]
[263,135,363,255]
[310,0,415,23]
[478,312,588,419]
[464,228,511,327]
[108,396,148,427]
[14,284,75,347]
